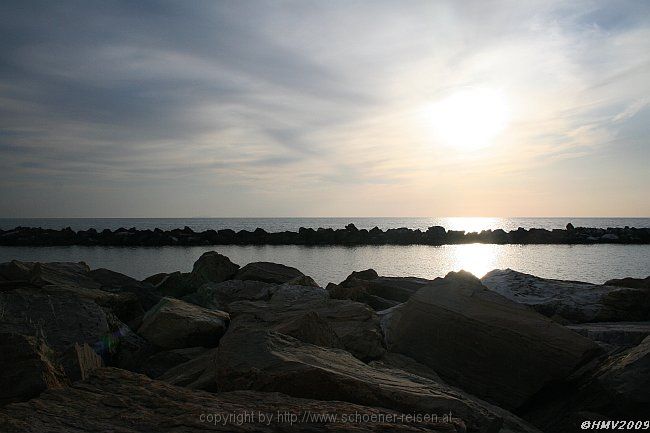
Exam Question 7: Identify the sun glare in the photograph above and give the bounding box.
[428,87,510,151]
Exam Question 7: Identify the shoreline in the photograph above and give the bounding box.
[1,223,649,246]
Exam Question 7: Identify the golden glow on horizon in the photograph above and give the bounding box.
[428,88,510,151]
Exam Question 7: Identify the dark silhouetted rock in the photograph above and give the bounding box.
[138,297,229,349]
[187,251,239,288]
[192,279,274,310]
[605,276,650,290]
[272,311,343,349]
[0,333,66,406]
[143,347,208,379]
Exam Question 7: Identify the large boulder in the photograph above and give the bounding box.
[0,333,66,406]
[328,269,432,310]
[0,260,154,324]
[0,368,463,432]
[605,275,650,289]
[0,286,110,355]
[524,336,650,433]
[138,298,229,349]
[215,322,540,433]
[192,279,274,310]
[234,261,305,284]
[385,271,600,409]
[187,251,239,288]
[481,269,650,323]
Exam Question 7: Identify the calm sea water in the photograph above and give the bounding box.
[1,218,648,285]
[0,243,647,286]
[1,217,649,232]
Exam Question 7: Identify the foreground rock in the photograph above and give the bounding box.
[0,368,465,433]
[385,271,600,409]
[215,321,540,433]
[524,336,650,432]
[138,297,229,349]
[481,269,650,323]
[328,269,432,309]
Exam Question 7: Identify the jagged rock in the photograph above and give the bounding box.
[104,313,154,372]
[0,368,463,432]
[328,270,431,310]
[59,343,103,382]
[567,322,650,348]
[138,297,229,349]
[605,276,650,290]
[481,269,650,323]
[327,282,401,311]
[187,251,239,288]
[143,347,208,378]
[339,272,432,303]
[234,261,305,284]
[385,271,600,409]
[0,333,66,406]
[215,323,540,433]
[229,297,385,361]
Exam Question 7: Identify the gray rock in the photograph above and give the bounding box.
[481,269,650,323]
[567,322,650,348]
[192,279,274,310]
[386,270,600,409]
[234,261,305,284]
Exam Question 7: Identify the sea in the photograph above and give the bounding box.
[1,217,648,286]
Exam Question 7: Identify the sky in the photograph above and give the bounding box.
[0,0,648,217]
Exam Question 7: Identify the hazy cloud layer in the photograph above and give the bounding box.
[1,0,648,217]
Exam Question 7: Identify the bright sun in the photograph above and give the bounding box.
[428,87,510,151]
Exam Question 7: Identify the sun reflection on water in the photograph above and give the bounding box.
[450,243,500,278]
